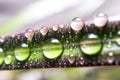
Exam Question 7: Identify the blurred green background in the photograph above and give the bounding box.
[0,0,120,80]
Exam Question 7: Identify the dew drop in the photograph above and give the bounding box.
[52,25,59,31]
[40,26,48,36]
[107,52,115,64]
[63,46,80,64]
[68,55,76,64]
[25,28,34,41]
[93,13,108,28]
[11,65,15,69]
[14,43,30,61]
[70,17,84,31]
[79,57,85,65]
[42,38,63,59]
[80,33,102,55]
[59,24,65,28]
[4,55,13,65]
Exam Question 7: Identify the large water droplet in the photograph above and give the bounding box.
[0,48,4,65]
[80,33,102,55]
[14,43,30,61]
[42,38,63,59]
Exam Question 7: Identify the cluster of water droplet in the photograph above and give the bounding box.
[0,13,120,70]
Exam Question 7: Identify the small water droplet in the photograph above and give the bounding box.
[68,55,76,64]
[107,52,115,64]
[25,28,34,41]
[63,62,67,67]
[59,24,65,28]
[42,38,63,59]
[58,62,62,67]
[52,25,59,31]
[25,63,28,67]
[93,13,108,28]
[70,17,84,31]
[79,57,85,65]
[40,26,48,36]
[11,65,15,69]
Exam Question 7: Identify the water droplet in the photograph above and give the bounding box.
[11,65,15,69]
[70,17,84,31]
[52,25,59,31]
[80,33,102,55]
[58,62,62,67]
[59,24,65,28]
[40,26,48,36]
[14,43,30,61]
[79,57,85,65]
[64,47,80,64]
[4,55,13,65]
[93,13,108,28]
[42,38,63,59]
[68,55,76,64]
[0,48,4,65]
[107,52,115,64]
[25,28,34,41]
